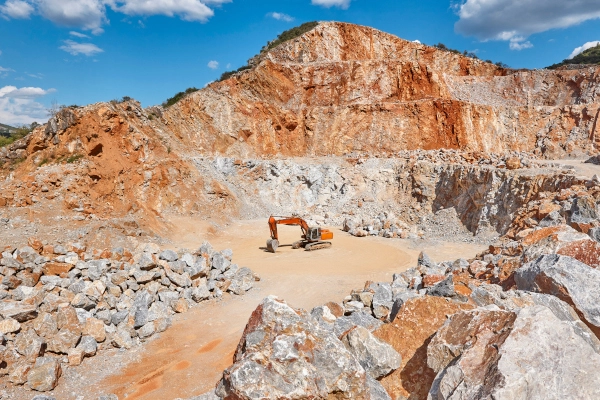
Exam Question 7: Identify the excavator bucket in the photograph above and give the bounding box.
[266,239,279,253]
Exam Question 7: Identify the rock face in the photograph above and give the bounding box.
[164,22,600,159]
[427,304,600,399]
[216,296,397,399]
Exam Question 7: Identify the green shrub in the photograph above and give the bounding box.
[162,87,199,108]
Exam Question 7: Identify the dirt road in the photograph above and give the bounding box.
[37,219,486,400]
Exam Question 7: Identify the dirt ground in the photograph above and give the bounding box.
[12,219,486,400]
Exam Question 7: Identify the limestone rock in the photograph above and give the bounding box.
[0,317,21,334]
[516,254,600,336]
[341,325,401,379]
[27,357,61,392]
[427,304,600,399]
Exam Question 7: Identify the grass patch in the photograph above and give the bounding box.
[66,154,84,164]
[38,158,50,167]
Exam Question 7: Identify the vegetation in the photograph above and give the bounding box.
[66,154,84,164]
[0,122,38,148]
[261,21,319,53]
[162,87,199,108]
[433,43,510,68]
[548,43,600,69]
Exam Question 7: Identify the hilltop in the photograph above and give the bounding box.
[549,43,600,69]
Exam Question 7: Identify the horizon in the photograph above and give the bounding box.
[1,0,600,125]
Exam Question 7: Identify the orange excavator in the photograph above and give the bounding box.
[266,216,334,253]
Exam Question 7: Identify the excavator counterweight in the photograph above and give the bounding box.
[266,215,333,253]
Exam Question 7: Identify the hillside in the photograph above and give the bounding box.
[549,43,600,69]
[0,122,16,135]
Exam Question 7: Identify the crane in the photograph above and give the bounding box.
[266,215,333,253]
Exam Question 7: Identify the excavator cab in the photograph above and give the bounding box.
[307,227,321,242]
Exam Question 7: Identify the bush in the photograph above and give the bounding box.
[162,87,199,108]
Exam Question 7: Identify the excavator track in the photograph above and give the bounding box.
[304,241,332,251]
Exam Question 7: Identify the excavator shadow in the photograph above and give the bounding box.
[259,244,292,252]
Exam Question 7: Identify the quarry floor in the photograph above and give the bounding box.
[27,218,486,400]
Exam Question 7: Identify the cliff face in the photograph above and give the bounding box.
[162,22,600,158]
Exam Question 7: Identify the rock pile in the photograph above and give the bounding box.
[0,239,256,391]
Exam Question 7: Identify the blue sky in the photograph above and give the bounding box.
[1,0,600,125]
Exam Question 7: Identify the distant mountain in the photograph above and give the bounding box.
[548,44,600,69]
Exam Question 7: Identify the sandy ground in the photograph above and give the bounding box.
[14,219,486,400]
[538,158,600,179]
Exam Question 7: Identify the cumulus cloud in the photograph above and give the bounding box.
[0,85,54,125]
[0,0,33,19]
[59,40,104,56]
[311,0,351,9]
[207,60,219,69]
[1,0,231,32]
[268,12,294,22]
[569,41,600,59]
[37,0,106,34]
[455,0,600,48]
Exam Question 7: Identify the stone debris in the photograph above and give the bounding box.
[0,239,255,391]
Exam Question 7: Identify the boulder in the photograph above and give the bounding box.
[14,329,45,357]
[334,310,383,338]
[27,357,61,392]
[0,317,21,334]
[516,254,600,337]
[341,325,401,379]
[83,317,106,342]
[371,282,393,319]
[427,304,600,399]
[159,250,178,262]
[228,267,254,295]
[0,302,38,322]
[216,296,370,399]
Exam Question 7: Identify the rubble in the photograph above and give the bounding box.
[0,239,256,391]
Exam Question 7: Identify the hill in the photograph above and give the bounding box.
[548,43,600,69]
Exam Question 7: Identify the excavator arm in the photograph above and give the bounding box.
[268,216,309,241]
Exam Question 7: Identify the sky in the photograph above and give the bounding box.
[1,0,600,125]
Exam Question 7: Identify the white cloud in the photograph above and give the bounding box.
[455,0,600,47]
[1,0,231,32]
[59,40,104,56]
[0,0,33,19]
[569,41,600,59]
[0,85,53,125]
[69,31,90,38]
[268,12,293,22]
[0,66,14,78]
[111,0,230,22]
[207,60,219,69]
[509,37,533,51]
[37,0,106,34]
[311,0,351,9]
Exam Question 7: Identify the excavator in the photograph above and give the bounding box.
[266,215,333,253]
